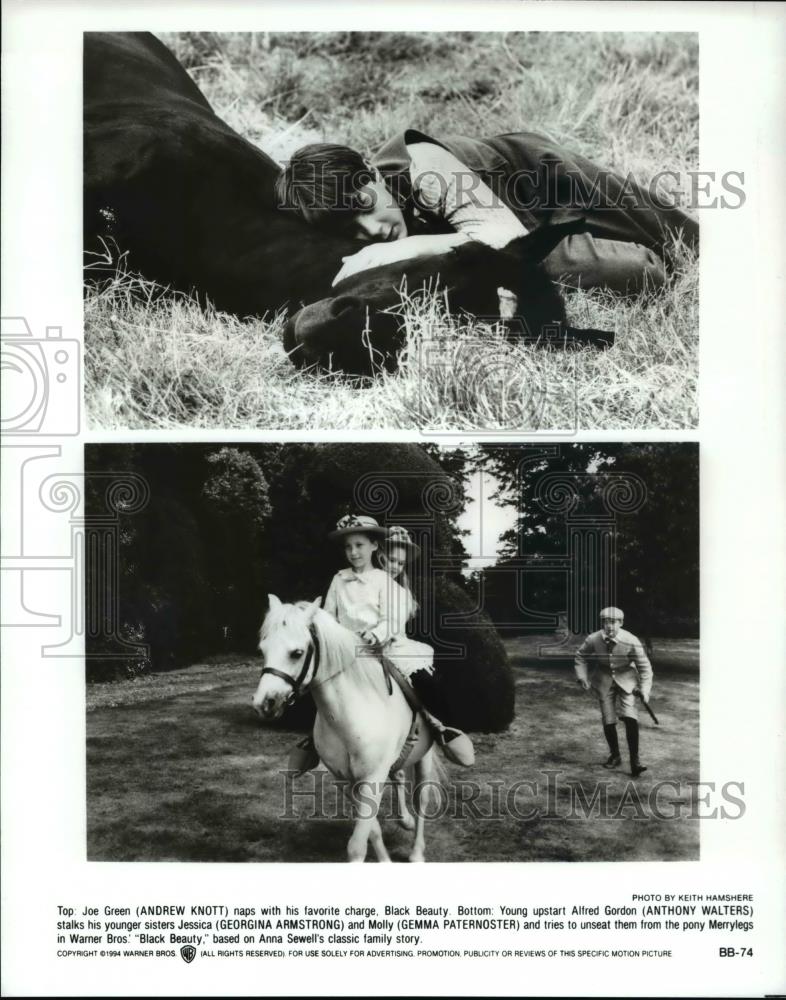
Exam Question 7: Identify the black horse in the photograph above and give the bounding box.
[287,217,613,375]
[84,32,611,376]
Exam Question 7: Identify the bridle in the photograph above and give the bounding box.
[259,622,321,703]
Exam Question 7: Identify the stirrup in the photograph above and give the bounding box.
[436,726,475,767]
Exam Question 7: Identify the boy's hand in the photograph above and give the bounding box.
[578,679,591,691]
[332,233,470,287]
[332,241,420,286]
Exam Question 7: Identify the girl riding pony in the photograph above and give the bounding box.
[288,514,473,772]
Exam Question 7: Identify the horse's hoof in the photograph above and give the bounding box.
[408,850,425,863]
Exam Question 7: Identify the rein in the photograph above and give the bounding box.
[260,622,321,701]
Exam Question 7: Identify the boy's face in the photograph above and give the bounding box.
[343,533,378,572]
[348,177,408,243]
[601,618,622,638]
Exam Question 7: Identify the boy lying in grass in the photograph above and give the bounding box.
[276,128,698,292]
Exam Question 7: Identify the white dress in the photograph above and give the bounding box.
[382,577,435,680]
[323,567,434,679]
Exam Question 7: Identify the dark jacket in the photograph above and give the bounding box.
[373,128,699,252]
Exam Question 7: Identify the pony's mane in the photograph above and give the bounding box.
[260,600,378,685]
[307,605,358,677]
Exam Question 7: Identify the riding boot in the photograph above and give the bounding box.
[421,708,475,767]
[602,723,622,768]
[623,717,647,777]
[287,733,320,775]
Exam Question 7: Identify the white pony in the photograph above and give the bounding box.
[252,595,439,863]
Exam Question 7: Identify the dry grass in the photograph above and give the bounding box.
[85,31,698,431]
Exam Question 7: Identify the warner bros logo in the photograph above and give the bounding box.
[180,944,197,964]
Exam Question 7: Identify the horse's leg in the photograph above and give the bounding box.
[409,751,434,863]
[346,772,390,863]
[338,779,391,863]
[392,769,415,830]
[368,816,391,863]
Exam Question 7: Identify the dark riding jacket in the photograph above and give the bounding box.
[373,128,699,252]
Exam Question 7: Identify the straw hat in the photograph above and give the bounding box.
[599,606,624,622]
[328,514,389,541]
[385,525,421,557]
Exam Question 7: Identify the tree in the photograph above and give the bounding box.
[86,444,273,677]
[477,443,698,636]
[201,447,272,649]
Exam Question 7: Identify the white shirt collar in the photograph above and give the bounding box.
[337,567,374,583]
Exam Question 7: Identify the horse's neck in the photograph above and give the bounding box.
[310,666,353,719]
[310,643,384,721]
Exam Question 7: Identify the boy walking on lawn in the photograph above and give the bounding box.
[574,606,654,778]
[276,127,698,292]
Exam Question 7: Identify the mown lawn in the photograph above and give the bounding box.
[84,31,698,431]
[86,640,699,863]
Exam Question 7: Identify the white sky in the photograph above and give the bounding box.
[456,468,517,573]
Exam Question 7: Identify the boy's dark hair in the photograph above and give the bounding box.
[275,143,376,229]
